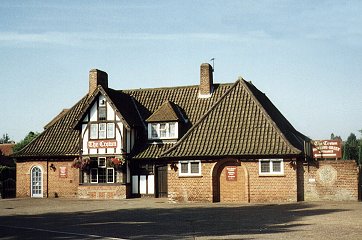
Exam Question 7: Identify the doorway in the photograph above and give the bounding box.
[156,165,168,198]
[31,166,43,198]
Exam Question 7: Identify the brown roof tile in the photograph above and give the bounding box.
[162,79,305,158]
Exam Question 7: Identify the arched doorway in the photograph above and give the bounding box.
[213,160,249,203]
[31,166,43,198]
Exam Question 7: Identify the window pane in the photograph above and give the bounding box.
[180,162,188,173]
[107,168,114,183]
[99,107,106,120]
[90,124,98,139]
[107,123,115,139]
[151,124,158,138]
[169,123,176,138]
[98,168,106,183]
[190,162,200,174]
[260,161,270,173]
[160,123,167,138]
[272,161,281,173]
[99,123,106,139]
[98,157,106,168]
[90,168,98,183]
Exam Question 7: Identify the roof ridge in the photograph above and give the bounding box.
[241,80,302,154]
[122,82,233,92]
[161,79,241,157]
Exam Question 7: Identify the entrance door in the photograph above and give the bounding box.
[156,165,168,198]
[31,166,43,198]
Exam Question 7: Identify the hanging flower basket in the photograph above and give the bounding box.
[109,157,125,168]
[72,157,90,171]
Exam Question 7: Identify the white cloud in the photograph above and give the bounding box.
[0,31,276,47]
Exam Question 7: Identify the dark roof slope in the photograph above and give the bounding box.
[162,79,305,159]
[13,96,88,158]
[126,84,234,159]
[146,101,181,122]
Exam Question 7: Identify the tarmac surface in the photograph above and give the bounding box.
[0,198,361,239]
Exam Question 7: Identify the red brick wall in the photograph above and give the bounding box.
[78,184,128,199]
[218,162,248,203]
[167,159,298,203]
[303,160,358,201]
[16,160,79,198]
[168,161,214,202]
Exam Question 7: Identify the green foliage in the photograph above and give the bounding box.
[13,131,40,153]
[0,133,11,144]
[342,133,359,161]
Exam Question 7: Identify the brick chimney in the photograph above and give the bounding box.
[89,69,108,95]
[199,63,213,98]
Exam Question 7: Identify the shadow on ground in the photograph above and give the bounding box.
[0,202,348,240]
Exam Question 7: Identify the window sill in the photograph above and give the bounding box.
[79,183,126,186]
[178,175,203,178]
[258,173,285,177]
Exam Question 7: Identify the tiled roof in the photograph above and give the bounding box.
[13,96,88,158]
[126,84,234,159]
[0,143,15,156]
[162,79,306,158]
[13,78,308,160]
[146,101,180,122]
[131,143,175,160]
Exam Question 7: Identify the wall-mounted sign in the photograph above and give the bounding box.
[59,167,67,178]
[226,166,237,181]
[88,140,117,149]
[312,140,342,159]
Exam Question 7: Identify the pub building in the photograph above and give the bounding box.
[14,64,358,202]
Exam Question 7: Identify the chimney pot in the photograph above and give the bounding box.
[199,63,213,98]
[89,69,108,95]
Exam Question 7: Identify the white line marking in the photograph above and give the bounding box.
[0,224,128,240]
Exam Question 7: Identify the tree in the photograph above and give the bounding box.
[343,133,359,161]
[0,133,11,144]
[13,131,40,153]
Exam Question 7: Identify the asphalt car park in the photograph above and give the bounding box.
[0,198,361,239]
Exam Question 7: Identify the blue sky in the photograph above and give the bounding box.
[1,0,361,142]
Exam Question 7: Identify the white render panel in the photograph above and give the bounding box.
[82,124,89,154]
[98,148,106,154]
[116,115,120,121]
[139,175,147,194]
[89,148,97,155]
[148,175,155,194]
[89,103,97,121]
[107,102,115,121]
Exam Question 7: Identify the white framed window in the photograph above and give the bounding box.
[107,123,115,138]
[89,123,116,140]
[259,159,284,175]
[107,168,115,183]
[178,160,201,176]
[90,124,98,139]
[98,157,106,168]
[148,122,178,140]
[99,123,107,139]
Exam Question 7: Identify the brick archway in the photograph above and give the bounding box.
[212,159,249,203]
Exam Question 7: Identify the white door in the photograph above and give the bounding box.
[31,166,43,198]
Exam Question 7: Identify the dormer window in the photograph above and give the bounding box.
[148,122,178,140]
[98,97,107,121]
